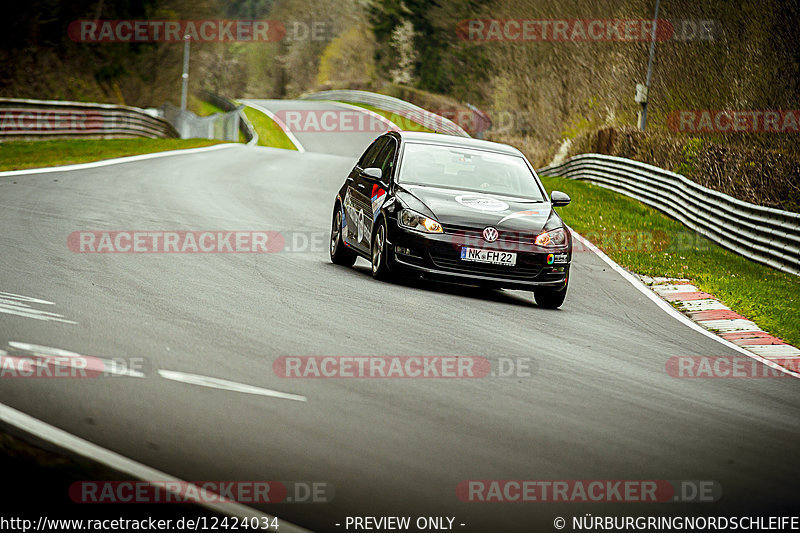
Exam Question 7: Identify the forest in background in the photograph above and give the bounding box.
[2,0,798,209]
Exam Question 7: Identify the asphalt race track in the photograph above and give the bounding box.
[1,100,798,532]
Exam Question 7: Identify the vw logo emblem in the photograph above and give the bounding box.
[482,226,499,242]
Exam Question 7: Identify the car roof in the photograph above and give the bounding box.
[391,131,524,156]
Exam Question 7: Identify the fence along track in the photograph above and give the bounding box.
[538,153,800,275]
[0,97,177,139]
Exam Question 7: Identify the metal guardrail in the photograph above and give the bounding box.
[199,91,258,145]
[160,102,241,142]
[538,153,800,276]
[0,98,177,139]
[301,90,470,138]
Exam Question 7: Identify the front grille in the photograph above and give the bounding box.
[442,224,535,246]
[429,250,543,279]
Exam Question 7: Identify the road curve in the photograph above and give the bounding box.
[241,99,396,157]
[0,100,798,532]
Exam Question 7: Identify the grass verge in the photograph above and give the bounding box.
[241,106,298,150]
[540,175,800,347]
[340,102,435,133]
[190,96,225,117]
[0,138,227,172]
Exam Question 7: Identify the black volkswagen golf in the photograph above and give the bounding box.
[330,131,573,308]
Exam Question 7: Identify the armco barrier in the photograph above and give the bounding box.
[198,91,258,145]
[0,98,177,139]
[537,153,800,276]
[160,102,242,142]
[301,89,470,138]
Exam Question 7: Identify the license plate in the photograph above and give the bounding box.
[460,247,517,266]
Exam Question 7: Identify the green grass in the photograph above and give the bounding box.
[340,102,435,133]
[242,106,298,150]
[540,175,800,347]
[0,138,228,171]
[191,98,225,117]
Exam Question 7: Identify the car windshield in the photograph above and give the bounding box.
[397,142,546,201]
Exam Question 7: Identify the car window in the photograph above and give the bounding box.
[397,142,545,201]
[373,138,397,181]
[358,137,388,168]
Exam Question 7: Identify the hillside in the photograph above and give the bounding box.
[2,0,798,209]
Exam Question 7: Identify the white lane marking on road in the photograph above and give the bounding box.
[103,365,146,377]
[571,230,800,379]
[241,100,307,153]
[0,403,311,532]
[8,341,81,357]
[0,292,55,305]
[5,342,146,378]
[0,143,238,177]
[158,369,307,402]
[329,100,402,130]
[0,354,145,378]
[0,292,77,324]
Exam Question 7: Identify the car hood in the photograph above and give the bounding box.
[397,184,554,232]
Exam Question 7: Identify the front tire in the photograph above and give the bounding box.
[533,284,568,309]
[330,207,357,266]
[371,220,392,281]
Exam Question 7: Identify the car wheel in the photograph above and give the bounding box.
[371,220,392,281]
[330,207,356,266]
[533,284,568,309]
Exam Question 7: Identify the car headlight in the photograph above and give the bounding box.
[398,209,443,233]
[535,227,567,247]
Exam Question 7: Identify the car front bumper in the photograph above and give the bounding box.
[386,220,570,290]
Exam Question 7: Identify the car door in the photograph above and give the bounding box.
[344,137,388,252]
[367,137,398,230]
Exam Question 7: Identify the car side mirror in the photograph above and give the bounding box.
[550,190,571,207]
[361,167,382,182]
